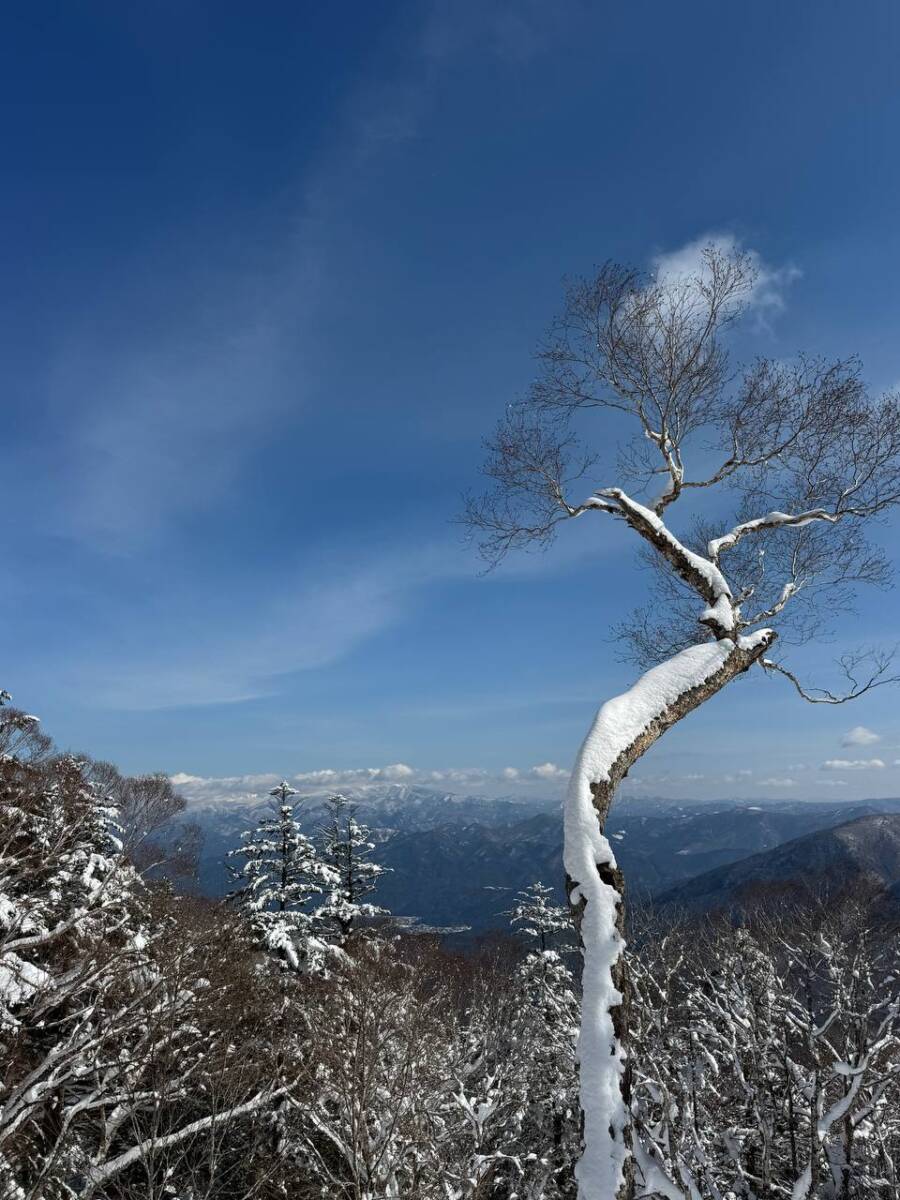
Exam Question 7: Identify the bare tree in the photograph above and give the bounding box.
[463,245,900,1199]
[85,761,201,880]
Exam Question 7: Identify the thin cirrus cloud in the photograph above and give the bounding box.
[37,2,568,555]
[26,47,407,551]
[63,539,466,709]
[58,525,611,712]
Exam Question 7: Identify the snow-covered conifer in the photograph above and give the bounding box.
[228,780,336,971]
[316,792,388,943]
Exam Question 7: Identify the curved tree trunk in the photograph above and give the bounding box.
[564,632,774,1199]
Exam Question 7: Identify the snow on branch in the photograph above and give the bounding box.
[708,509,836,561]
[596,489,731,606]
[83,1087,286,1192]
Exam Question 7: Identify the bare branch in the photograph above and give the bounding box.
[460,404,607,567]
[761,647,900,704]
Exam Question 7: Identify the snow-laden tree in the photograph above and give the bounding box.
[316,793,389,945]
[0,708,286,1199]
[629,901,900,1199]
[464,244,900,1198]
[506,883,580,1199]
[291,939,453,1197]
[228,781,337,972]
[0,747,144,1196]
[508,881,572,951]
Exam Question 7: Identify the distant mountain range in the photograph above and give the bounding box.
[182,783,900,931]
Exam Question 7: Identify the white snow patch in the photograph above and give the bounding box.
[0,954,50,1014]
[701,594,734,632]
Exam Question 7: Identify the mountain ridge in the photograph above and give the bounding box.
[655,812,900,912]
[182,784,900,929]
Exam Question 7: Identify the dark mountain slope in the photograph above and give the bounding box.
[362,803,892,930]
[655,813,900,912]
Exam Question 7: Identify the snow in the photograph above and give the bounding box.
[701,593,734,632]
[564,639,738,1199]
[568,641,735,793]
[738,628,774,652]
[0,953,50,1017]
[0,895,35,935]
[598,489,732,602]
[708,508,833,560]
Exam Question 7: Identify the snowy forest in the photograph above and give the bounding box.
[2,697,900,1200]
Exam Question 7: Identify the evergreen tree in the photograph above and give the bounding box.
[227,780,336,971]
[316,793,388,943]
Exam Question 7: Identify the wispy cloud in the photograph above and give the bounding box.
[64,538,463,708]
[56,519,611,710]
[52,322,289,546]
[34,3,565,554]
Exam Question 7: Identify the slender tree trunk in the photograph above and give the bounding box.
[567,844,633,1199]
[564,633,774,1200]
[809,1069,821,1197]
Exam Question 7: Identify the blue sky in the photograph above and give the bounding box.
[4,0,900,803]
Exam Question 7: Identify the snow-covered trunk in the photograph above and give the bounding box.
[564,633,774,1200]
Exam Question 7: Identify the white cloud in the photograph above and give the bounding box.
[723,768,755,783]
[759,777,797,788]
[501,767,520,780]
[529,762,568,780]
[842,725,880,747]
[293,763,415,786]
[653,232,799,317]
[821,758,886,771]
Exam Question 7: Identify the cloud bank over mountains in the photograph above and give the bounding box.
[170,761,572,807]
[170,721,900,810]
